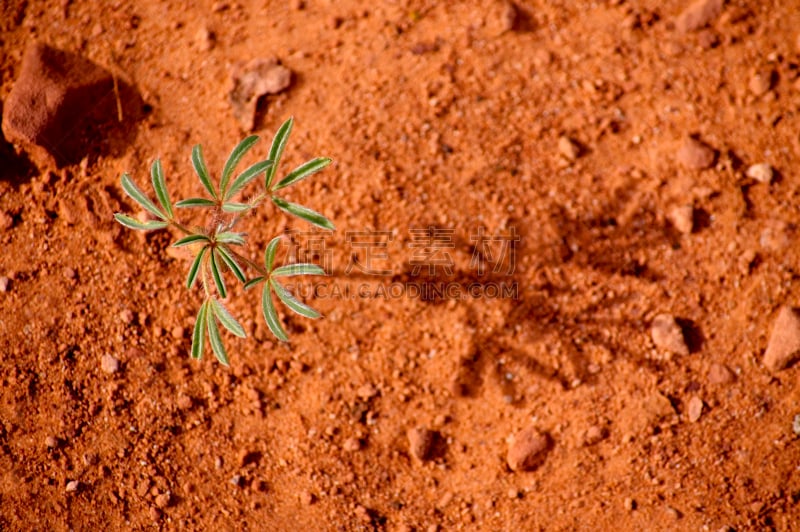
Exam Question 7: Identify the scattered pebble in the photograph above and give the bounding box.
[507,487,520,499]
[0,276,10,292]
[624,497,637,511]
[171,326,185,339]
[83,453,98,466]
[343,437,361,452]
[583,425,607,446]
[687,396,704,423]
[676,137,716,170]
[65,480,79,493]
[356,383,378,400]
[176,394,193,410]
[792,414,800,436]
[675,0,723,33]
[230,474,243,487]
[63,267,76,280]
[668,205,694,234]
[407,427,438,461]
[644,392,676,423]
[300,491,316,505]
[665,505,683,519]
[100,354,120,374]
[651,314,689,356]
[0,211,13,230]
[707,363,734,384]
[45,435,58,448]
[763,306,800,371]
[746,163,773,184]
[485,0,517,37]
[748,71,773,97]
[119,309,135,325]
[507,426,550,472]
[558,135,580,161]
[155,492,171,508]
[195,26,215,51]
[149,507,161,521]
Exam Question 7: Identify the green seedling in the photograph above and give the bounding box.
[114,117,333,365]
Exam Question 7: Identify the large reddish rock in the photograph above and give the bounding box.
[2,42,116,167]
[507,426,551,472]
[763,306,800,371]
[229,57,292,131]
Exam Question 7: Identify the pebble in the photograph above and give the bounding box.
[83,453,98,466]
[155,492,171,508]
[624,497,637,511]
[485,0,517,37]
[707,363,734,384]
[356,383,378,400]
[583,425,607,446]
[675,0,723,33]
[668,205,694,234]
[119,309,135,325]
[63,267,76,280]
[651,314,689,356]
[506,426,550,472]
[45,435,58,448]
[676,137,715,170]
[195,26,215,51]
[763,306,800,371]
[171,326,185,339]
[0,276,10,292]
[343,437,361,452]
[558,135,580,161]
[0,211,13,230]
[746,163,773,184]
[748,71,773,97]
[687,396,704,423]
[407,427,437,461]
[507,487,520,499]
[176,394,193,410]
[793,414,800,436]
[101,354,120,374]
[230,475,243,487]
[299,491,316,505]
[65,480,80,492]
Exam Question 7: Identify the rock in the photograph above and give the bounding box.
[687,396,704,422]
[485,0,517,37]
[0,211,13,230]
[676,137,716,170]
[507,426,550,472]
[171,326,185,339]
[793,414,800,436]
[668,205,694,234]
[154,492,171,508]
[2,42,116,167]
[195,26,215,51]
[748,71,773,97]
[119,309,135,325]
[356,383,378,400]
[0,277,10,292]
[675,0,724,33]
[300,491,316,505]
[583,425,607,446]
[82,453,98,466]
[45,435,58,448]
[643,392,676,422]
[343,437,361,452]
[101,354,120,374]
[763,306,800,371]
[624,497,637,511]
[65,480,80,492]
[707,363,734,384]
[558,135,580,161]
[407,427,438,461]
[746,163,773,184]
[229,58,292,130]
[651,314,689,356]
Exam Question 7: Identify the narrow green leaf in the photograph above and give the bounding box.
[272,157,331,191]
[191,144,217,199]
[186,246,208,289]
[206,307,229,366]
[243,277,265,291]
[271,263,326,277]
[121,173,165,220]
[211,299,246,338]
[150,159,173,219]
[216,245,246,283]
[114,213,168,231]
[220,135,259,197]
[225,159,273,201]
[210,250,227,298]
[262,283,288,342]
[272,196,335,230]
[264,236,281,272]
[176,198,217,208]
[173,234,210,247]
[221,202,251,214]
[215,232,246,246]
[265,117,293,189]
[272,279,320,319]
[191,301,209,360]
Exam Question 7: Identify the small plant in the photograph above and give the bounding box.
[114,118,333,365]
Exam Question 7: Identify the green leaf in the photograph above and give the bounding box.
[216,245,246,283]
[150,159,173,219]
[243,277,265,291]
[221,202,251,213]
[211,298,246,338]
[206,307,229,366]
[272,196,334,230]
[225,159,273,201]
[191,301,209,360]
[272,157,331,191]
[262,283,288,342]
[265,117,293,189]
[220,135,259,197]
[176,198,217,209]
[186,246,208,289]
[210,249,227,299]
[215,232,246,246]
[191,144,217,199]
[173,234,210,247]
[121,173,165,220]
[264,236,281,272]
[271,263,326,277]
[114,213,168,231]
[272,279,320,319]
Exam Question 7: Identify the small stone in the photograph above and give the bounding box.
[119,309,135,325]
[155,492,171,508]
[343,437,361,452]
[176,394,193,410]
[0,211,13,230]
[687,396,704,423]
[45,435,58,448]
[507,426,550,472]
[763,306,800,371]
[707,363,734,384]
[171,326,185,339]
[675,0,723,33]
[792,414,800,436]
[676,137,716,170]
[0,277,10,292]
[407,427,438,461]
[485,0,517,37]
[746,163,773,184]
[356,383,377,400]
[748,71,773,97]
[290,0,305,9]
[644,392,676,423]
[651,314,689,356]
[65,480,79,492]
[583,425,607,446]
[665,505,682,519]
[624,497,637,511]
[558,135,580,161]
[195,26,215,51]
[62,267,76,280]
[668,205,694,234]
[230,475,243,487]
[507,488,520,499]
[101,354,120,374]
[149,507,161,521]
[299,491,316,505]
[82,453,98,466]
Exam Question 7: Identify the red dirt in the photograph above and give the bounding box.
[2,1,800,530]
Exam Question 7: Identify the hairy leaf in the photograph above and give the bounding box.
[221,202,251,213]
[225,159,273,201]
[272,157,331,191]
[210,249,227,298]
[176,198,217,208]
[271,263,326,277]
[265,117,293,189]
[215,232,246,246]
[173,234,210,247]
[151,159,173,218]
[216,245,246,283]
[272,279,321,318]
[264,236,281,272]
[121,173,165,220]
[243,276,265,291]
[114,213,168,231]
[272,196,334,230]
[191,144,217,199]
[220,135,259,197]
[211,299,246,338]
[206,307,229,366]
[262,284,288,342]
[191,301,209,360]
[186,246,208,289]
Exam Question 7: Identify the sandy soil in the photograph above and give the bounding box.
[2,0,800,530]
